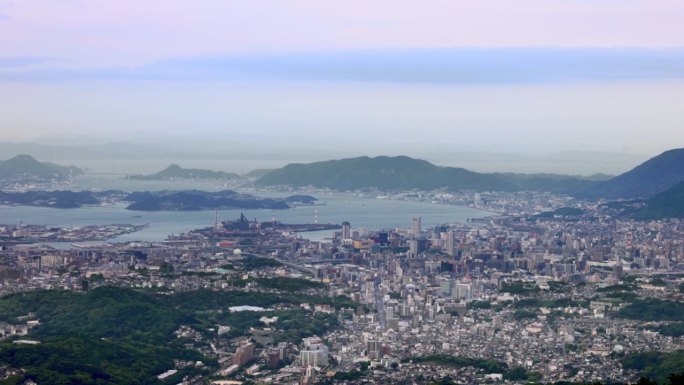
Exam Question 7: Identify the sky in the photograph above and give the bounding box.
[0,0,683,174]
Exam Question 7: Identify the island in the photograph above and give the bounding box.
[0,189,317,211]
[126,164,242,181]
[124,190,317,211]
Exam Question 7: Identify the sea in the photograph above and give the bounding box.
[0,175,492,246]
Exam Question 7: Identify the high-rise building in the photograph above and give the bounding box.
[454,283,472,301]
[412,217,422,236]
[341,221,351,240]
[233,340,256,366]
[300,347,328,368]
[408,239,419,258]
[446,230,458,257]
[300,340,329,368]
[367,340,381,359]
[267,348,281,369]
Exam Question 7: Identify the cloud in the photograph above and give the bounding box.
[161,47,684,84]
[3,48,684,85]
[0,56,52,69]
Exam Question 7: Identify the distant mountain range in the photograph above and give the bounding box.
[4,148,684,218]
[126,164,241,181]
[0,154,83,179]
[255,156,603,194]
[255,152,684,219]
[579,148,684,199]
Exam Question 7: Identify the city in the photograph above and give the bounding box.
[1,186,683,385]
[1,1,683,384]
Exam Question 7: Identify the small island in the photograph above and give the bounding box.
[126,164,242,181]
[0,189,317,211]
[0,154,83,190]
[0,190,100,209]
[124,190,315,211]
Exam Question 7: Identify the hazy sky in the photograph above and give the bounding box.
[1,0,683,172]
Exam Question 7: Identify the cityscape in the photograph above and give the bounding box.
[2,1,684,384]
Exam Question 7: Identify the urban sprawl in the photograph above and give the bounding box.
[1,190,683,385]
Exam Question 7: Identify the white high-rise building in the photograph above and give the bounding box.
[341,221,351,240]
[300,339,329,368]
[412,217,422,236]
[446,230,458,257]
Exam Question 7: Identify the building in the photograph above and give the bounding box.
[233,340,256,366]
[267,347,281,369]
[412,217,422,236]
[300,339,329,368]
[446,230,458,257]
[300,366,317,385]
[341,221,351,240]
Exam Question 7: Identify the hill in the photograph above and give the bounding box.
[495,172,599,195]
[244,168,274,179]
[0,286,349,384]
[126,164,241,181]
[631,181,684,219]
[124,190,294,211]
[580,148,684,199]
[623,349,684,385]
[256,156,598,193]
[0,190,100,208]
[0,154,83,179]
[257,156,512,191]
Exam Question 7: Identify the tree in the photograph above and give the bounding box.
[668,372,684,385]
[636,377,657,385]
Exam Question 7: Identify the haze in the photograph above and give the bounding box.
[1,0,683,175]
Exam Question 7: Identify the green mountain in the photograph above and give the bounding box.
[580,148,684,199]
[257,156,509,191]
[494,172,600,195]
[631,181,684,219]
[0,190,100,208]
[0,285,349,384]
[124,190,293,211]
[0,154,83,179]
[244,168,274,179]
[623,349,684,385]
[126,164,241,181]
[256,155,598,193]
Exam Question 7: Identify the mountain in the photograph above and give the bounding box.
[257,156,509,191]
[0,190,99,208]
[631,181,684,219]
[256,155,599,193]
[0,154,83,179]
[494,173,600,195]
[580,148,684,199]
[244,168,274,179]
[126,164,241,181]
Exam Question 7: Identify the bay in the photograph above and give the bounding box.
[0,175,491,245]
[0,195,488,244]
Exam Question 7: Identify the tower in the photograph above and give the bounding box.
[412,217,422,236]
[342,221,351,240]
[446,230,458,257]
